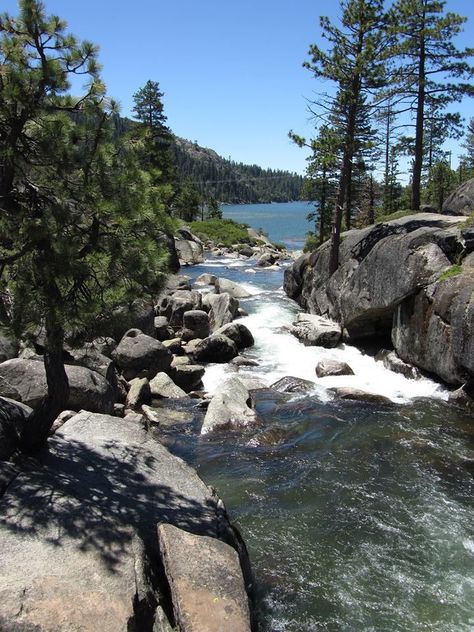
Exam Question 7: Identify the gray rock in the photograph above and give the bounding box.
[442,178,474,216]
[91,336,117,358]
[0,359,115,414]
[256,252,277,267]
[375,349,421,380]
[215,322,255,349]
[113,329,172,380]
[215,277,252,298]
[175,238,204,265]
[201,376,258,434]
[125,377,150,409]
[290,313,342,348]
[149,373,188,399]
[183,309,210,339]
[169,364,205,392]
[158,523,251,632]
[107,299,155,341]
[331,387,392,404]
[162,338,183,355]
[448,380,474,412]
[392,270,474,385]
[0,333,18,363]
[231,357,259,367]
[195,273,217,286]
[238,245,254,258]
[165,290,203,327]
[154,316,174,341]
[0,396,32,460]
[164,274,192,292]
[206,293,239,331]
[270,376,315,393]
[192,334,239,364]
[0,411,243,630]
[315,359,354,378]
[66,345,116,385]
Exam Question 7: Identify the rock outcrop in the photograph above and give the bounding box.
[0,411,252,631]
[442,177,474,216]
[284,213,473,386]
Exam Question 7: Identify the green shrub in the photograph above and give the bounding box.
[376,209,415,223]
[188,218,250,247]
[439,264,462,282]
[303,233,319,253]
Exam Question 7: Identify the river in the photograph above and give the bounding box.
[159,203,474,631]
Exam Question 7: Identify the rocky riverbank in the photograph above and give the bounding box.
[284,210,474,410]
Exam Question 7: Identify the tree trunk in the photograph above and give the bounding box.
[319,168,327,245]
[20,319,69,452]
[411,19,426,211]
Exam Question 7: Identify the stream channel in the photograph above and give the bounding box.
[155,248,474,631]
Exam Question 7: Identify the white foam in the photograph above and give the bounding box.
[203,290,447,403]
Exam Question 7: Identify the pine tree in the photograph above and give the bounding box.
[390,0,474,211]
[0,1,172,449]
[304,0,388,273]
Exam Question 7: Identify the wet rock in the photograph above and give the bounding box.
[231,356,259,367]
[290,313,342,348]
[192,334,239,364]
[330,387,392,404]
[271,376,315,393]
[215,277,252,299]
[448,380,474,412]
[149,372,188,399]
[215,322,254,349]
[113,329,172,380]
[201,376,258,434]
[0,359,115,414]
[158,523,251,632]
[375,349,421,380]
[315,359,354,378]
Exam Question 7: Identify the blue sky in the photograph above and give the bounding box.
[3,0,474,175]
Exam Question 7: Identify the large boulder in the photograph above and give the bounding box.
[215,322,254,349]
[0,411,251,631]
[169,364,205,393]
[442,178,474,216]
[113,329,172,380]
[215,277,252,299]
[192,334,239,364]
[0,333,18,363]
[284,213,474,385]
[392,269,474,385]
[201,376,258,434]
[163,290,203,327]
[206,293,239,331]
[290,313,341,347]
[175,232,204,266]
[106,299,155,341]
[0,358,115,413]
[182,310,210,340]
[0,397,32,460]
[149,372,188,399]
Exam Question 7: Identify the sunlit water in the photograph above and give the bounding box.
[158,251,474,631]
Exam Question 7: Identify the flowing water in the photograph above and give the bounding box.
[158,208,474,631]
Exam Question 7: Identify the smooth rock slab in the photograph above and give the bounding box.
[158,523,251,632]
[0,411,231,631]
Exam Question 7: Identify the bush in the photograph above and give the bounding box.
[303,233,319,253]
[188,218,250,247]
[439,264,462,282]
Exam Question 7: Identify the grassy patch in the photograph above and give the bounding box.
[439,264,463,282]
[461,211,474,228]
[376,209,415,223]
[188,218,250,247]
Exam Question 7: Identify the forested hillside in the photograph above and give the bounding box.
[173,137,303,203]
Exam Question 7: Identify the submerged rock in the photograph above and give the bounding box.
[271,376,315,393]
[330,387,392,404]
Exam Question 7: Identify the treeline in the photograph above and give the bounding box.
[292,0,474,271]
[172,138,303,204]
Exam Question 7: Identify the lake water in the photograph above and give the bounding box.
[155,206,474,631]
[223,200,316,250]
